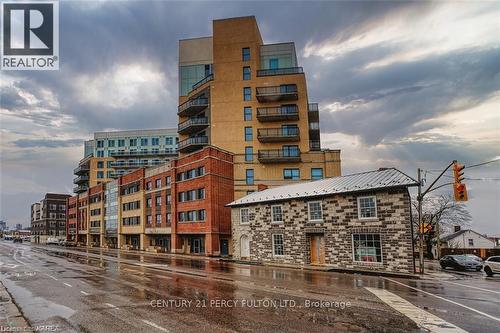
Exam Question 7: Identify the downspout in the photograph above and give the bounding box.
[408,188,416,274]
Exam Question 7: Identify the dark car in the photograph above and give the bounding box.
[440,255,482,271]
[13,237,23,243]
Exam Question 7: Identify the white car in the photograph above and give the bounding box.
[483,256,500,277]
[46,237,60,245]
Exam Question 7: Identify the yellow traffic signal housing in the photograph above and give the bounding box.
[453,162,465,184]
[454,183,468,201]
[419,223,433,234]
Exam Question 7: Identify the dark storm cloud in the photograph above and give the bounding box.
[3,1,423,134]
[312,47,500,144]
[13,138,83,148]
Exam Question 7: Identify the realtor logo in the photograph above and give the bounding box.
[1,1,59,70]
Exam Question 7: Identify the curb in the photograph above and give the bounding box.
[0,280,30,329]
[220,258,420,279]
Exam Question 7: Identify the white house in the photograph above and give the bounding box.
[440,229,496,249]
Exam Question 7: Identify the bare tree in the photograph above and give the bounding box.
[411,194,472,258]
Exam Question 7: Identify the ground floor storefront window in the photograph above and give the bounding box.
[353,233,382,263]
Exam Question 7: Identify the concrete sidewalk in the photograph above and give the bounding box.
[0,280,30,330]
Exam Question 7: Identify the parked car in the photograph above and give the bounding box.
[483,256,500,277]
[464,254,483,263]
[440,255,482,271]
[59,239,76,247]
[46,237,60,245]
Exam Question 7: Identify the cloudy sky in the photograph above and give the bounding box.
[1,1,499,233]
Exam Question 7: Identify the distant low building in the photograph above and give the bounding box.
[487,235,500,247]
[440,227,496,249]
[15,223,23,231]
[228,168,418,274]
[0,220,6,231]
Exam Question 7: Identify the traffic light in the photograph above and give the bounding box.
[453,162,465,184]
[454,182,468,201]
[453,162,468,201]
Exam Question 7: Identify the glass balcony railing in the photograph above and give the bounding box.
[73,175,89,184]
[257,67,303,77]
[190,74,213,92]
[109,149,177,157]
[257,127,300,142]
[178,136,208,153]
[73,165,90,175]
[256,85,298,102]
[257,105,299,121]
[178,117,209,134]
[177,97,209,117]
[258,149,301,163]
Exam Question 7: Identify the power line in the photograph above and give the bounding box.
[425,158,500,172]
[465,158,500,169]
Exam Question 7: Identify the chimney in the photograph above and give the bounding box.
[257,184,268,192]
[454,225,461,232]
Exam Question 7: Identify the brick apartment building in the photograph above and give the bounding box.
[67,146,234,256]
[31,193,71,244]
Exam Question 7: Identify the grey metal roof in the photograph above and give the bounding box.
[228,168,418,207]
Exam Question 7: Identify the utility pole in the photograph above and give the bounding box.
[416,160,458,275]
[436,219,441,260]
[417,168,424,274]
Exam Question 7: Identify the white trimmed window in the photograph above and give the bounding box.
[271,205,283,223]
[357,196,377,219]
[240,208,250,224]
[272,234,284,256]
[308,201,323,221]
[352,233,382,263]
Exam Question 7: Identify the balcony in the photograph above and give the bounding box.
[308,103,319,122]
[109,149,177,157]
[73,185,89,194]
[190,74,213,93]
[178,117,209,134]
[178,136,208,153]
[257,67,303,77]
[73,164,89,175]
[109,172,125,179]
[257,105,299,122]
[310,140,321,151]
[73,175,89,184]
[258,149,301,163]
[89,227,100,234]
[257,128,300,142]
[110,160,164,169]
[256,85,298,102]
[177,97,209,117]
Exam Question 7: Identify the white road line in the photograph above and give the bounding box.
[384,277,500,323]
[44,273,58,281]
[80,291,90,296]
[64,283,73,287]
[105,303,118,309]
[443,280,500,295]
[366,287,467,333]
[142,319,169,332]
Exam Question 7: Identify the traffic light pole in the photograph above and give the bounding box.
[417,168,424,274]
[417,160,456,274]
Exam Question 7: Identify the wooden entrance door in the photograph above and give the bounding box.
[310,235,325,265]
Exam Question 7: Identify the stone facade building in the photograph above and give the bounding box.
[229,168,418,274]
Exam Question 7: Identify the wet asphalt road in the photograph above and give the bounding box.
[0,241,499,333]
